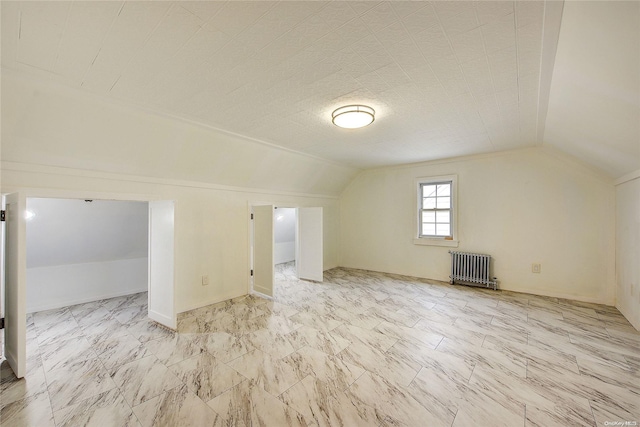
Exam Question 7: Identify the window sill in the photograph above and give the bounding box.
[413,238,459,247]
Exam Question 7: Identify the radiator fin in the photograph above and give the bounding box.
[449,251,497,290]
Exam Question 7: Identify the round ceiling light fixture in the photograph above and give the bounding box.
[332,105,375,129]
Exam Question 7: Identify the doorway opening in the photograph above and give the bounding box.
[250,205,323,299]
[25,198,149,314]
[1,193,176,379]
[274,208,297,282]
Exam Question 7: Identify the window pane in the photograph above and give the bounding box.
[436,210,450,223]
[436,223,451,236]
[436,196,450,209]
[421,211,435,222]
[422,223,435,235]
[423,198,436,209]
[437,184,450,196]
[422,185,436,198]
[418,179,455,240]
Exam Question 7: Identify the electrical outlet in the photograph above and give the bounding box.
[202,275,209,286]
[532,263,541,274]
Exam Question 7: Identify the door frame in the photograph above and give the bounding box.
[248,201,326,293]
[2,193,27,378]
[250,204,275,299]
[1,189,177,375]
[273,206,298,271]
[296,207,324,282]
[247,201,299,296]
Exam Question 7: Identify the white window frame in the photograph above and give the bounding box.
[414,174,458,247]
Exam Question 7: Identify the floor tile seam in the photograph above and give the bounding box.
[163,346,209,370]
[201,393,230,423]
[42,347,100,376]
[224,354,261,383]
[447,408,459,427]
[465,363,478,385]
[129,381,185,412]
[273,371,310,401]
[35,330,85,350]
[100,300,143,311]
[586,399,599,427]
[90,331,141,358]
[186,375,248,408]
[566,332,621,358]
[126,374,188,411]
[236,361,298,399]
[102,352,145,427]
[46,355,117,420]
[41,374,58,427]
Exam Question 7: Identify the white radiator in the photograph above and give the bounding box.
[449,251,497,290]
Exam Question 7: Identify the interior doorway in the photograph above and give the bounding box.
[24,198,149,313]
[274,208,297,282]
[1,193,176,378]
[250,205,324,298]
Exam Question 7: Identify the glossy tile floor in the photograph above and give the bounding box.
[1,262,639,426]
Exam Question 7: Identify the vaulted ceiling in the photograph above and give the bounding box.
[1,1,638,177]
[544,1,639,178]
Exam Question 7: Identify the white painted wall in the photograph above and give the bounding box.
[27,198,148,267]
[2,167,342,313]
[1,75,345,314]
[340,148,616,304]
[544,1,640,178]
[275,242,295,265]
[26,258,148,313]
[616,176,640,329]
[274,208,296,264]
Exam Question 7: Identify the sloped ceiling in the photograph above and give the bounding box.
[1,1,560,169]
[1,72,358,196]
[26,198,148,268]
[544,1,640,178]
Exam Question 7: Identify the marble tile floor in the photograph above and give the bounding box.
[1,262,639,426]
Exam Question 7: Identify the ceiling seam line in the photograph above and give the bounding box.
[51,2,74,72]
[80,1,126,87]
[107,2,176,94]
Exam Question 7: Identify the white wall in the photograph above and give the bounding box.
[26,258,147,313]
[1,75,347,314]
[274,208,296,264]
[3,167,341,313]
[544,1,640,178]
[340,148,616,304]
[616,176,640,329]
[27,198,148,267]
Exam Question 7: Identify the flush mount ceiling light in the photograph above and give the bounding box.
[332,105,375,129]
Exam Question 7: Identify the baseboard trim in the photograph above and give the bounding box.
[252,285,272,297]
[616,304,640,331]
[333,265,615,306]
[178,291,247,314]
[5,347,24,379]
[497,285,615,306]
[250,290,274,301]
[148,309,176,330]
[27,288,148,314]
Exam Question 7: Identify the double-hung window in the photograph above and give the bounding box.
[415,175,458,247]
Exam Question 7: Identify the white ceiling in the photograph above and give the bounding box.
[1,1,558,169]
[3,1,637,177]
